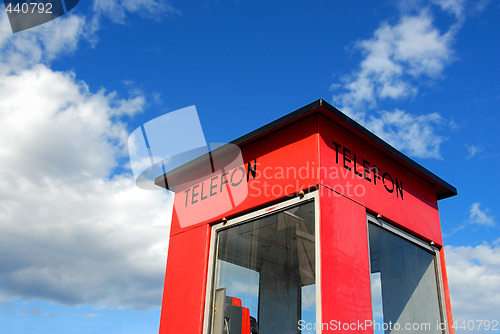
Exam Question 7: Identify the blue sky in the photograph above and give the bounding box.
[0,0,499,333]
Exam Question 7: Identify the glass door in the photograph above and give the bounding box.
[208,199,317,334]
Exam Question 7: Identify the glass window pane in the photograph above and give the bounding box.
[368,223,442,334]
[210,201,315,334]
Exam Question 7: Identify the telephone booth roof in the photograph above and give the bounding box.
[155,99,457,200]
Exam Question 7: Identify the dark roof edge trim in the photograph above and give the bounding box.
[156,99,457,200]
[228,99,456,200]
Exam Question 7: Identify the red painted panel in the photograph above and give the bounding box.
[169,114,321,236]
[318,115,443,246]
[242,307,251,334]
[439,248,455,334]
[159,224,211,334]
[231,297,242,307]
[320,187,372,333]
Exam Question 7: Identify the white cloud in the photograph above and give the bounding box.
[466,144,483,160]
[92,0,180,25]
[0,12,86,73]
[331,9,458,159]
[0,0,179,70]
[397,0,467,21]
[469,203,496,226]
[86,0,180,46]
[366,109,445,159]
[333,10,453,110]
[432,0,466,20]
[446,244,500,326]
[0,65,173,310]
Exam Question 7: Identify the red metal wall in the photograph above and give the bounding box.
[158,224,211,333]
[440,248,456,334]
[319,188,372,333]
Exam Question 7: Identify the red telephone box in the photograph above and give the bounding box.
[155,100,457,334]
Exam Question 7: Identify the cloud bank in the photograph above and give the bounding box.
[0,4,173,310]
[446,244,500,326]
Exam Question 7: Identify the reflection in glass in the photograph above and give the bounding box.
[369,224,442,334]
[371,272,384,334]
[210,201,316,334]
